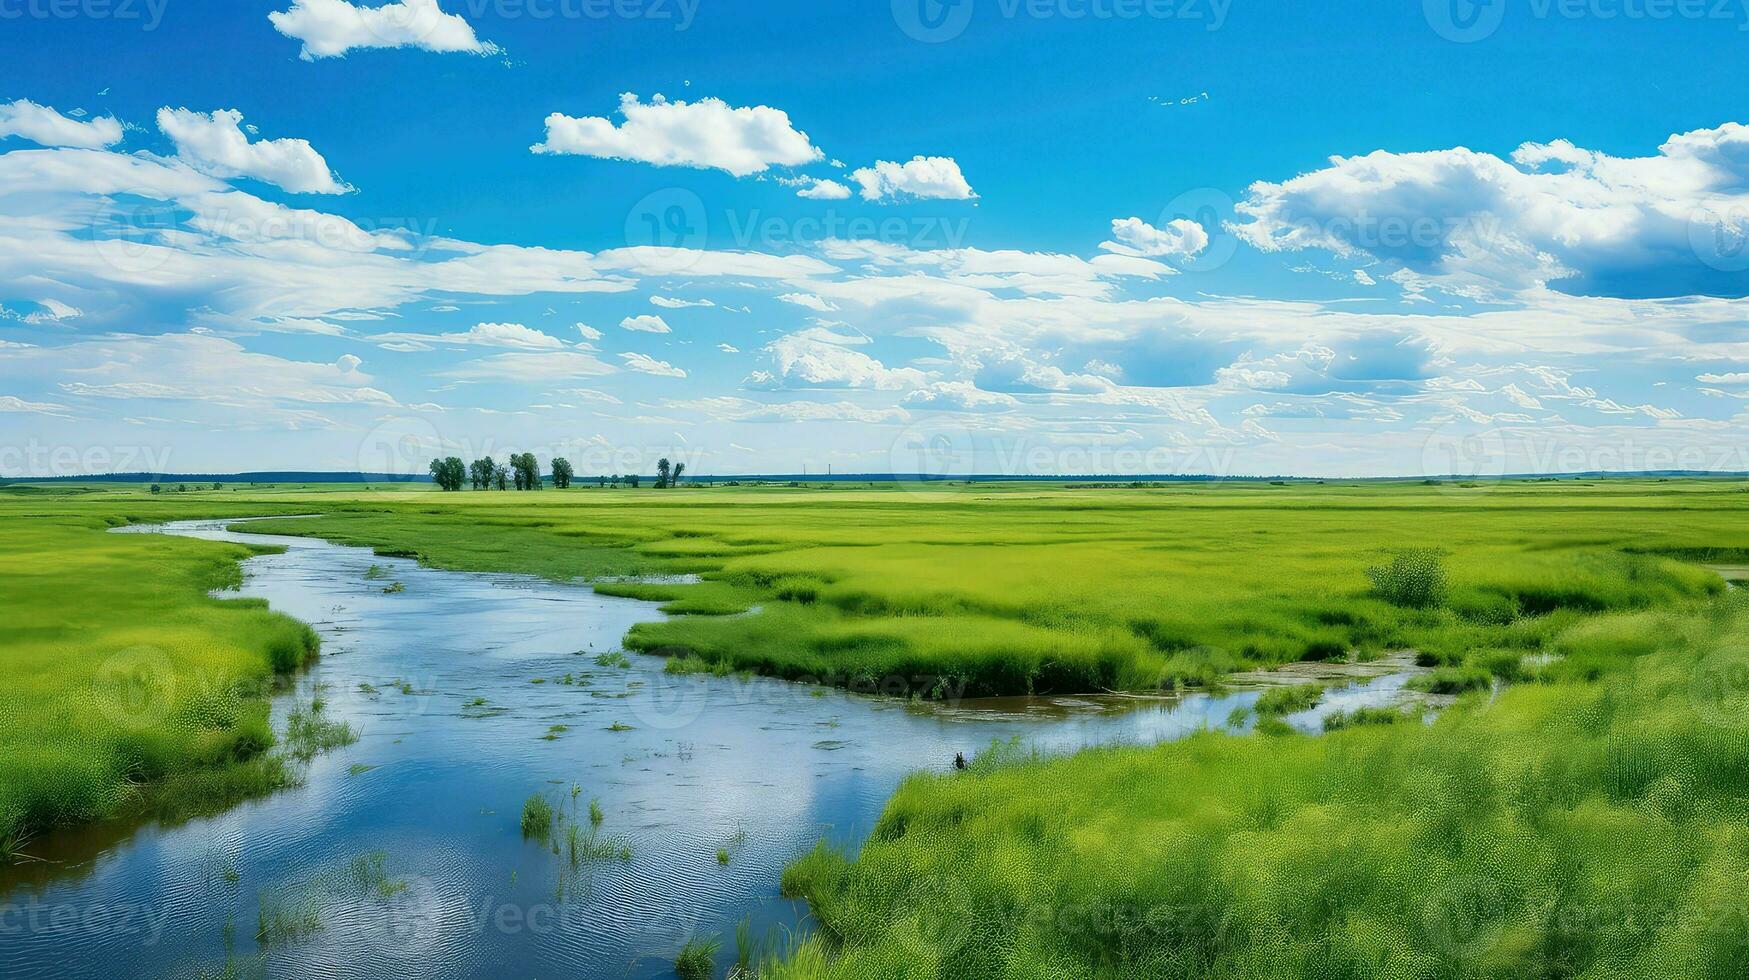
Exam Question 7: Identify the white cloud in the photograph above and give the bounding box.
[575,322,603,341]
[650,295,714,309]
[850,156,976,202]
[1698,372,1749,384]
[717,343,740,353]
[620,314,672,333]
[376,321,566,350]
[532,93,822,177]
[621,351,687,377]
[0,100,123,150]
[1,332,397,428]
[1100,216,1208,258]
[0,394,71,416]
[752,327,926,390]
[776,292,838,312]
[1233,121,1749,299]
[902,381,1020,410]
[794,177,851,200]
[157,108,351,194]
[268,0,499,61]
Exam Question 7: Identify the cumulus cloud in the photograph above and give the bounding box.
[1100,216,1209,258]
[793,177,852,200]
[1233,121,1749,299]
[0,99,123,150]
[751,327,926,390]
[621,351,687,377]
[575,322,603,341]
[532,93,822,177]
[650,295,714,309]
[268,0,499,60]
[620,314,673,333]
[157,108,351,193]
[850,156,976,202]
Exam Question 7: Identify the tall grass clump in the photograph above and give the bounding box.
[520,793,554,840]
[1365,548,1449,608]
[676,933,723,980]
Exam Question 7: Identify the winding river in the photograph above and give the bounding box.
[1,520,1414,979]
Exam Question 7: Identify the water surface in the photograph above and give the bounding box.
[2,519,1413,979]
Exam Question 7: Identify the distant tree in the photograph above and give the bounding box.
[551,457,574,489]
[150,484,162,494]
[469,457,495,490]
[176,483,187,493]
[211,482,223,491]
[656,458,672,489]
[495,463,509,491]
[628,474,640,488]
[429,457,465,491]
[598,475,607,488]
[671,462,686,486]
[508,452,541,491]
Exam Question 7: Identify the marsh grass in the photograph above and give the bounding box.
[676,933,723,980]
[768,597,1749,978]
[1251,683,1327,717]
[282,703,357,762]
[0,507,323,851]
[521,794,554,840]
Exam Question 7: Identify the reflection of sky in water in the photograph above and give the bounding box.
[3,520,1414,979]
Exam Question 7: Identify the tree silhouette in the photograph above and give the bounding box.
[656,458,672,489]
[551,457,574,489]
[671,462,686,486]
[428,457,466,491]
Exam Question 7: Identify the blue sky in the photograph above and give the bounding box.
[2,0,1748,478]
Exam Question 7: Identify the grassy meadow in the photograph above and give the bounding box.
[225,478,1747,696]
[4,476,1749,977]
[0,490,318,855]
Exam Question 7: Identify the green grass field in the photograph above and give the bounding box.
[4,477,1748,976]
[226,479,1743,696]
[0,491,318,854]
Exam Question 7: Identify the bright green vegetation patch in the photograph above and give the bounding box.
[768,597,1749,979]
[0,503,320,852]
[676,933,723,980]
[1251,682,1327,717]
[198,481,1742,698]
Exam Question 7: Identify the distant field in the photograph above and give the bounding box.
[221,478,1749,695]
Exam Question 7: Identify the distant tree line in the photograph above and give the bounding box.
[426,455,688,492]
